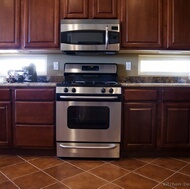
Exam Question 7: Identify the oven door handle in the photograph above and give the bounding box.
[59,96,119,100]
[59,143,117,149]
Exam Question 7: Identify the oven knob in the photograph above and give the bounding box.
[72,88,76,93]
[101,88,106,93]
[63,88,69,93]
[109,88,114,93]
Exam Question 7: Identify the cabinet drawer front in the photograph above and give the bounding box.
[15,102,54,124]
[163,89,190,101]
[124,89,157,101]
[15,88,55,101]
[15,125,54,148]
[0,89,11,100]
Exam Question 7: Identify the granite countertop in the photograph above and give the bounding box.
[1,82,190,87]
[121,83,190,87]
[0,82,57,87]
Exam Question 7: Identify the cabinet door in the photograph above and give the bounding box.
[61,0,88,18]
[161,103,190,148]
[22,0,59,48]
[121,0,162,49]
[0,0,20,48]
[167,0,190,49]
[0,102,11,147]
[123,102,157,149]
[91,0,118,18]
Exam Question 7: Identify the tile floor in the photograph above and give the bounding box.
[0,155,190,189]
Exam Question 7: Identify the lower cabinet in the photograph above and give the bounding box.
[14,88,55,149]
[123,102,157,149]
[122,89,157,150]
[0,89,11,148]
[161,89,190,148]
[122,87,190,156]
[0,102,11,147]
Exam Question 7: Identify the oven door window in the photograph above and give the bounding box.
[68,106,109,129]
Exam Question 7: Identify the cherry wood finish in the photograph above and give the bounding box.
[123,89,157,149]
[167,0,190,49]
[14,88,55,149]
[61,0,89,18]
[0,89,11,147]
[60,0,118,19]
[161,89,190,148]
[22,0,59,48]
[0,0,20,48]
[121,0,162,49]
[92,0,118,18]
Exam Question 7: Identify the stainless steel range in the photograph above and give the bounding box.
[56,63,121,158]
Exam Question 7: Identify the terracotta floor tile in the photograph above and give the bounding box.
[111,158,146,171]
[113,173,158,189]
[62,172,108,189]
[135,164,174,182]
[19,155,45,161]
[134,157,158,163]
[152,158,187,171]
[174,157,190,163]
[99,183,123,189]
[44,163,83,181]
[29,156,64,170]
[163,173,190,189]
[153,183,175,189]
[89,163,129,181]
[179,164,190,175]
[67,160,106,171]
[0,162,38,179]
[0,156,24,168]
[42,182,70,189]
[0,172,8,184]
[0,181,19,189]
[13,171,56,189]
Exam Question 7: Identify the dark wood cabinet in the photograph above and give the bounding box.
[121,0,162,49]
[22,0,59,49]
[0,0,21,49]
[60,0,118,19]
[0,89,12,147]
[166,0,190,49]
[14,88,55,149]
[122,89,157,149]
[161,89,190,148]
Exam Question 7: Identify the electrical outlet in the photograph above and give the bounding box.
[53,62,59,70]
[126,62,131,70]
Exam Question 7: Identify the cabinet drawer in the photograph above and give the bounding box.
[124,89,157,101]
[15,102,54,124]
[163,89,190,101]
[15,125,54,148]
[15,88,55,101]
[0,89,11,101]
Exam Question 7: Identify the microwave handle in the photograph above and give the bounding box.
[105,26,109,49]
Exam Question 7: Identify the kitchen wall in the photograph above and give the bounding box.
[47,53,139,81]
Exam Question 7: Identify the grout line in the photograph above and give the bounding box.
[0,171,20,189]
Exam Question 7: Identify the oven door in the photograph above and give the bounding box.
[56,101,121,142]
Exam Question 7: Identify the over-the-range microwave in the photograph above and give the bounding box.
[60,19,120,55]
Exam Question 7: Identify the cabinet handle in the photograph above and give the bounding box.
[105,26,109,49]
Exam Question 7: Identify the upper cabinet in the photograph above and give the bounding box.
[22,0,59,49]
[121,0,162,49]
[0,0,59,49]
[60,0,119,19]
[167,0,190,49]
[0,0,21,49]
